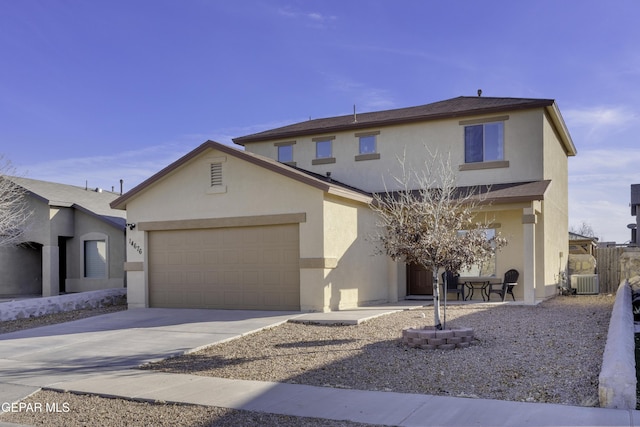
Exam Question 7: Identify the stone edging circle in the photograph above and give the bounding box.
[402,326,474,350]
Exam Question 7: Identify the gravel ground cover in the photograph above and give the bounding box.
[0,295,614,426]
[146,295,613,407]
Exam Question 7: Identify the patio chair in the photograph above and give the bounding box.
[487,269,519,301]
[441,270,465,300]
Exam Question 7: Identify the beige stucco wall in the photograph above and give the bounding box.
[244,109,545,193]
[321,195,390,310]
[243,107,570,305]
[123,146,386,311]
[539,111,571,298]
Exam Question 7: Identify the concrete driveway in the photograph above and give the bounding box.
[0,308,301,405]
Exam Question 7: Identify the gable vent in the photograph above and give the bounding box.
[210,163,223,186]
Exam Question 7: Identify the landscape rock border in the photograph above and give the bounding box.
[0,288,127,321]
[401,326,474,350]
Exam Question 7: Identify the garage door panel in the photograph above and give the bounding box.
[242,270,259,286]
[149,224,300,310]
[244,249,259,264]
[203,250,220,264]
[204,271,219,284]
[223,250,240,264]
[224,291,243,306]
[186,271,202,285]
[167,253,185,265]
[186,252,202,265]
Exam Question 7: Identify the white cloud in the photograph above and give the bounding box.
[563,106,637,144]
[277,8,336,28]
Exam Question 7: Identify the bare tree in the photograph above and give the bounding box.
[371,150,507,329]
[570,221,598,240]
[0,156,32,247]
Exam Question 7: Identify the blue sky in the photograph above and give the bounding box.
[1,1,639,243]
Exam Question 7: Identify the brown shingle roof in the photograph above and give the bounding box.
[380,180,551,206]
[9,176,126,229]
[233,96,555,145]
[110,140,373,210]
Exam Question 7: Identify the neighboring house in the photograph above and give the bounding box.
[111,96,576,311]
[569,232,598,256]
[0,177,126,297]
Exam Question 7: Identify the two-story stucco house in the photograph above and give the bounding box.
[0,177,127,297]
[111,96,576,311]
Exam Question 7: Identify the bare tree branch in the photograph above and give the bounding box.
[0,156,32,247]
[371,148,507,329]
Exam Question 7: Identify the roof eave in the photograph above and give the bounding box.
[111,140,371,209]
[546,103,577,157]
[72,204,126,231]
[233,99,555,145]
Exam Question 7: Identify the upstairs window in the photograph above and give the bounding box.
[277,145,293,163]
[275,141,295,164]
[354,130,381,161]
[316,139,332,158]
[312,136,336,165]
[464,122,504,163]
[359,135,376,155]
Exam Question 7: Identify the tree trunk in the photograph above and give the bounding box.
[432,269,442,330]
[442,271,448,330]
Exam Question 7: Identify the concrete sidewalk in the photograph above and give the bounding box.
[0,308,303,408]
[2,302,639,426]
[49,370,640,427]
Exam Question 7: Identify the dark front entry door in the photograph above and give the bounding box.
[407,263,433,295]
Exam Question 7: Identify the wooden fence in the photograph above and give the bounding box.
[595,246,640,293]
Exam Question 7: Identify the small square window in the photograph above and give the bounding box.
[464,122,504,163]
[278,145,293,163]
[359,135,376,155]
[316,140,332,158]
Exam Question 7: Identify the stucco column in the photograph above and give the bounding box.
[42,245,60,297]
[387,258,400,303]
[522,208,537,305]
[299,260,333,312]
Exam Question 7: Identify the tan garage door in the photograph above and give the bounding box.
[148,224,300,310]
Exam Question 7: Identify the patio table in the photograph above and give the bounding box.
[460,277,495,301]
